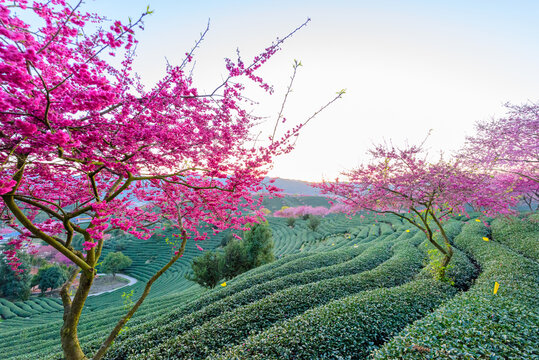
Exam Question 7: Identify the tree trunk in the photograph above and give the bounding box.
[438,241,453,279]
[60,270,94,360]
[92,230,188,360]
[428,210,454,280]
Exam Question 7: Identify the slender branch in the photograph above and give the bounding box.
[36,0,83,55]
[2,194,92,272]
[92,226,188,360]
[271,60,300,142]
[60,267,81,310]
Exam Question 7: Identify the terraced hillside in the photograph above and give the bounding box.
[1,212,537,359]
[261,194,331,212]
[0,212,372,359]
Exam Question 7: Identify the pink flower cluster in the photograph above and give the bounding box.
[273,204,350,218]
[0,1,313,273]
[317,142,519,223]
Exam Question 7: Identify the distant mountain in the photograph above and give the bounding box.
[263,177,322,196]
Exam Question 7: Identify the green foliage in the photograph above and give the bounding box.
[192,222,275,286]
[307,216,321,231]
[100,252,132,278]
[286,217,296,227]
[105,241,391,359]
[243,222,275,268]
[6,212,510,360]
[219,231,235,248]
[221,239,248,280]
[373,219,539,359]
[0,248,31,301]
[187,251,224,289]
[490,214,539,261]
[425,248,455,285]
[133,237,425,359]
[215,280,455,359]
[32,265,68,294]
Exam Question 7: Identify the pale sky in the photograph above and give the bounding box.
[85,0,539,181]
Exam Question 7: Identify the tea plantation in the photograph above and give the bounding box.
[1,208,537,359]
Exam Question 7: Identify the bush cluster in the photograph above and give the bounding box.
[105,248,352,359]
[31,264,69,294]
[372,220,539,359]
[214,279,456,359]
[490,214,539,261]
[105,241,391,359]
[134,237,425,359]
[0,245,32,301]
[187,222,275,288]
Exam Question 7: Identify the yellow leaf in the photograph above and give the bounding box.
[406,230,410,233]
[475,219,481,222]
[482,237,489,242]
[220,282,227,287]
[493,282,499,294]
[332,243,335,246]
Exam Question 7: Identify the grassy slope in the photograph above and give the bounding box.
[2,211,537,360]
[0,212,370,360]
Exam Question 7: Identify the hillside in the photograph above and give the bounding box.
[264,177,323,196]
[1,206,537,359]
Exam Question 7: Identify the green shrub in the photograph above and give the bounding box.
[100,251,132,278]
[0,245,32,301]
[32,264,68,294]
[186,251,223,289]
[490,214,539,261]
[222,239,248,279]
[214,280,456,359]
[109,251,320,352]
[220,231,235,247]
[307,216,321,232]
[286,217,296,227]
[417,243,477,291]
[372,219,539,359]
[243,222,275,268]
[0,304,16,319]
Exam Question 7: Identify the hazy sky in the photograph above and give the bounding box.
[85,0,539,181]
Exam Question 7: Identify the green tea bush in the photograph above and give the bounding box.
[135,238,424,359]
[372,220,539,359]
[214,279,456,359]
[490,214,539,261]
[286,217,296,227]
[417,244,478,291]
[104,241,391,359]
[307,216,321,231]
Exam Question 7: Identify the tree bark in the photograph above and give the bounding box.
[60,270,95,360]
[429,209,454,279]
[92,229,188,360]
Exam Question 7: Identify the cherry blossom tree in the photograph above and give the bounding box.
[460,102,538,182]
[0,1,342,359]
[273,205,329,218]
[460,103,539,210]
[317,143,517,278]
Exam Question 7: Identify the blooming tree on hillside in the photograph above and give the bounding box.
[318,143,517,278]
[0,1,342,359]
[273,204,348,218]
[460,103,539,208]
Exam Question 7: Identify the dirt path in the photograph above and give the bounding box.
[88,273,138,297]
